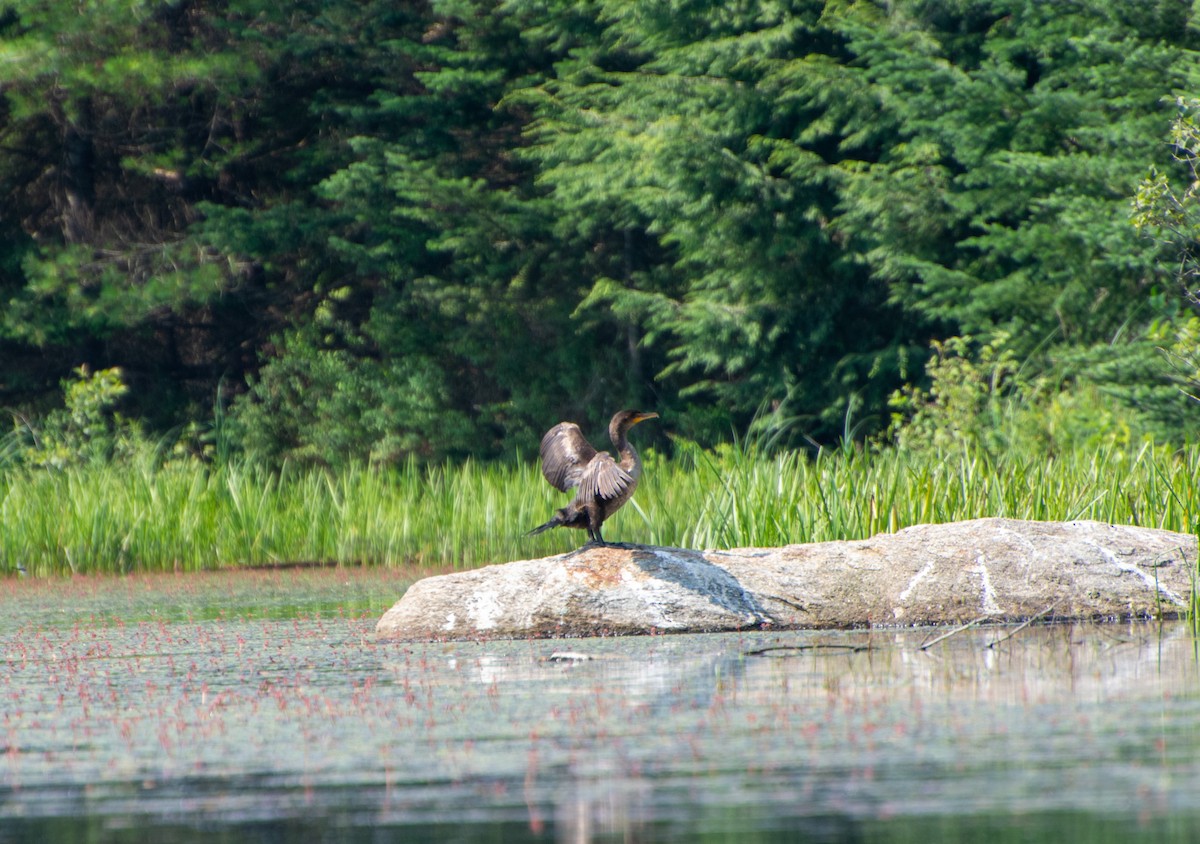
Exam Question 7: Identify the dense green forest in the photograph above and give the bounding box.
[1,0,1198,467]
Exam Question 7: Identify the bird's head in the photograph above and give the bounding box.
[610,409,659,439]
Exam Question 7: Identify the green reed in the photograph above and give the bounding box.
[1,442,1197,576]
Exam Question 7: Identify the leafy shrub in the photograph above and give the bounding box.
[1157,315,1200,408]
[15,367,144,468]
[228,332,477,469]
[1133,97,1200,414]
[886,334,1160,457]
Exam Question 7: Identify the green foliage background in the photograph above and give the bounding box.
[1,0,1198,465]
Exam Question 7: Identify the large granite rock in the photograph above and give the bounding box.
[375,518,1197,640]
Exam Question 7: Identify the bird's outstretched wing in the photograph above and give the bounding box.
[539,422,598,492]
[578,452,634,502]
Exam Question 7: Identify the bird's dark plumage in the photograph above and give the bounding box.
[528,409,658,546]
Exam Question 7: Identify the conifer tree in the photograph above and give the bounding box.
[511,0,915,443]
[836,0,1197,353]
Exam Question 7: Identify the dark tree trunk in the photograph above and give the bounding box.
[59,99,95,245]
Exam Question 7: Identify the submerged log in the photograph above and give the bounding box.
[375,518,1197,641]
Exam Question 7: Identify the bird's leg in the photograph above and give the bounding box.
[583,526,606,547]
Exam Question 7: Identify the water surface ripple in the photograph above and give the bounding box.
[1,571,1198,842]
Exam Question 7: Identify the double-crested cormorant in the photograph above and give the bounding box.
[528,409,659,546]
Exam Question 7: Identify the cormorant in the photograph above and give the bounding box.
[528,410,659,546]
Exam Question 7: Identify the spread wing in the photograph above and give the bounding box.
[578,452,635,503]
[539,422,598,492]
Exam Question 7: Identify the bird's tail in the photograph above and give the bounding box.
[526,514,562,537]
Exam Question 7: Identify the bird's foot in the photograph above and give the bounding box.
[580,539,641,551]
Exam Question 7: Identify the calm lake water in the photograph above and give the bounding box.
[1,569,1199,843]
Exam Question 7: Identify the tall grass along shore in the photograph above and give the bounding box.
[2,443,1197,576]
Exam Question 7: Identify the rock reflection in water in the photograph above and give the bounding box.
[381,622,1200,841]
[1,571,1199,843]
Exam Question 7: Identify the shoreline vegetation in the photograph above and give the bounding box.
[3,442,1196,578]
